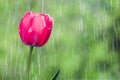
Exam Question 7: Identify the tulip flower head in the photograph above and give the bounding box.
[18,11,54,47]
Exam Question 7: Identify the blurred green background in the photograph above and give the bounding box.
[0,0,120,80]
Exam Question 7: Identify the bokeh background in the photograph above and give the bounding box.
[0,0,120,80]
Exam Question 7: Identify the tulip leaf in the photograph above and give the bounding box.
[51,69,60,80]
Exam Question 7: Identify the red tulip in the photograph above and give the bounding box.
[18,11,54,47]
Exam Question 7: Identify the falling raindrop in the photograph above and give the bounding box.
[24,59,26,72]
[31,62,34,75]
[79,18,83,32]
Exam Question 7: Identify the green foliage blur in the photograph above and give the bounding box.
[0,0,120,80]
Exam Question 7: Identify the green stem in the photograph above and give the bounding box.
[27,46,34,80]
